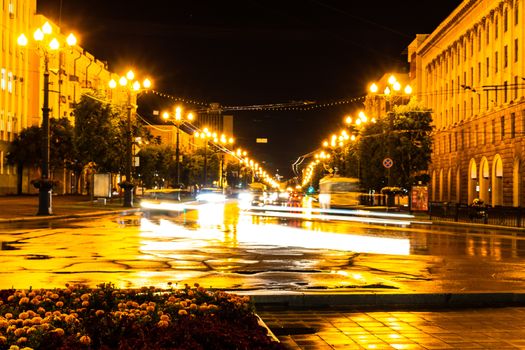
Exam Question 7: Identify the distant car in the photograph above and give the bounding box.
[238,190,265,207]
[287,191,303,207]
[140,188,193,215]
[196,188,226,203]
[142,188,192,202]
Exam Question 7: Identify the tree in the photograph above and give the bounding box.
[358,98,433,191]
[7,118,76,194]
[50,118,76,174]
[6,126,41,194]
[73,94,125,174]
[137,144,176,188]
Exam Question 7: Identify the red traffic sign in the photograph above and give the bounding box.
[383,158,393,168]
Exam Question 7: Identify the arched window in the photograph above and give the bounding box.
[468,159,478,204]
[513,158,521,207]
[492,155,504,206]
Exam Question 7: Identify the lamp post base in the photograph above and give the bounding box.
[120,181,135,208]
[32,178,54,216]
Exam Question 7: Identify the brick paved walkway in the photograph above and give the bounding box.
[258,307,525,349]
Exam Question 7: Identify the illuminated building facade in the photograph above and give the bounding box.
[408,0,525,206]
[0,1,116,194]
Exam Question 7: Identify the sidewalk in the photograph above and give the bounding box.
[258,307,525,349]
[0,194,136,222]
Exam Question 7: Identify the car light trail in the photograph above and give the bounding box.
[241,204,415,219]
[140,211,410,256]
[242,207,413,226]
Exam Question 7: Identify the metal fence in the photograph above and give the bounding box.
[429,202,525,228]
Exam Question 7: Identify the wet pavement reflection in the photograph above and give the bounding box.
[1,201,525,292]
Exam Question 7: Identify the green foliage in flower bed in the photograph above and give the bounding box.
[0,283,284,350]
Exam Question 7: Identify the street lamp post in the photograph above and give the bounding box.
[109,71,151,207]
[163,107,194,187]
[17,22,77,215]
[194,129,212,187]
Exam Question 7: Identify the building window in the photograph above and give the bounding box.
[504,45,508,68]
[478,29,482,51]
[492,119,496,143]
[486,23,490,44]
[470,67,474,85]
[455,132,458,151]
[486,57,490,77]
[478,62,481,83]
[1,69,5,90]
[495,51,499,73]
[511,112,516,138]
[515,76,519,100]
[522,111,525,137]
[516,5,519,25]
[475,124,479,146]
[449,133,452,153]
[504,8,508,32]
[504,81,508,103]
[515,39,518,62]
[7,72,12,93]
[495,17,499,39]
[461,130,465,149]
[501,115,505,140]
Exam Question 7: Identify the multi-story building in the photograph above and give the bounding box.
[408,0,525,207]
[0,1,116,195]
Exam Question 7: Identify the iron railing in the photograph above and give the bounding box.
[429,202,525,228]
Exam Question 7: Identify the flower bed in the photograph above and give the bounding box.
[0,283,283,350]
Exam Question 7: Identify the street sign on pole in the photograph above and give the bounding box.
[383,158,393,168]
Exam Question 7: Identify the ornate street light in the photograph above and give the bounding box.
[17,22,77,215]
[162,106,194,187]
[109,70,152,207]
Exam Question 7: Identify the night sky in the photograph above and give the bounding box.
[37,0,462,178]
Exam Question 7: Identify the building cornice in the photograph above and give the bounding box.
[418,0,478,56]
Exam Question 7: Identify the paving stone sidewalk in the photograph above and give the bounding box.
[258,307,525,349]
[0,194,130,221]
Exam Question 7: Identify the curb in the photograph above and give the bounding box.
[248,292,525,310]
[0,208,140,223]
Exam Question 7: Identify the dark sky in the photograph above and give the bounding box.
[37,0,462,178]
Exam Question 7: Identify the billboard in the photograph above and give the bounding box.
[411,186,428,211]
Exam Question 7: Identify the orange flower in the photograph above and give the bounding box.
[18,297,29,305]
[53,328,65,336]
[0,336,5,344]
[18,312,28,320]
[4,313,12,319]
[55,301,64,308]
[95,310,104,317]
[160,314,170,321]
[81,301,89,307]
[14,328,25,337]
[79,335,91,345]
[80,294,90,301]
[16,337,27,344]
[178,309,188,316]
[157,320,169,328]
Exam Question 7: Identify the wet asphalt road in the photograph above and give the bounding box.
[1,200,525,292]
